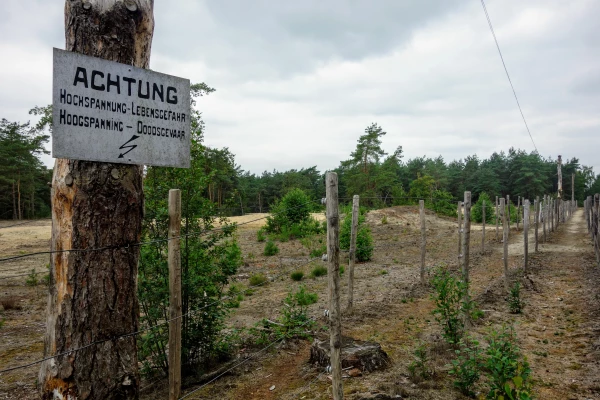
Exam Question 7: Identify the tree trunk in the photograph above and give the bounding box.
[39,1,154,399]
[12,181,17,220]
[17,175,22,220]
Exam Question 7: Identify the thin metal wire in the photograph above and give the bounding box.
[480,0,538,153]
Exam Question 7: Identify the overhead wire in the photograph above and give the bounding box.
[479,0,538,153]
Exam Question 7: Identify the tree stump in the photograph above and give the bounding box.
[310,335,390,372]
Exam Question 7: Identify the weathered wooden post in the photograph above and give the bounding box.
[495,196,499,241]
[347,195,359,312]
[523,199,530,271]
[534,197,539,253]
[592,193,600,266]
[169,189,182,400]
[40,2,156,398]
[517,196,521,231]
[506,195,511,236]
[501,198,509,292]
[542,196,547,242]
[481,199,486,253]
[550,198,554,233]
[462,192,471,287]
[419,199,426,284]
[326,172,343,400]
[457,201,462,265]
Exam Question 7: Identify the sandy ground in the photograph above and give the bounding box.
[1,208,599,400]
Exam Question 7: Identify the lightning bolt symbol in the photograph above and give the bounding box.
[118,135,140,159]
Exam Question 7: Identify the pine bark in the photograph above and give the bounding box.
[39,1,154,399]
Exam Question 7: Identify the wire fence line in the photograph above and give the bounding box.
[1,192,566,396]
[178,316,318,400]
[0,253,326,375]
[0,199,322,263]
[0,218,52,229]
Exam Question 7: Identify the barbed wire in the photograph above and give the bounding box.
[0,254,322,374]
[0,199,321,263]
[179,316,318,400]
[0,219,51,229]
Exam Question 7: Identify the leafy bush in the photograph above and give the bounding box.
[449,336,484,397]
[484,325,532,400]
[290,271,304,281]
[249,273,268,287]
[429,189,457,217]
[255,285,317,343]
[339,265,345,275]
[340,211,373,262]
[408,342,432,381]
[257,228,266,242]
[508,282,524,314]
[310,265,327,278]
[265,189,322,239]
[263,240,279,256]
[430,266,468,344]
[472,192,494,223]
[300,235,327,258]
[25,269,38,287]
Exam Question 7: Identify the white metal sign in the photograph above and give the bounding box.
[52,48,191,168]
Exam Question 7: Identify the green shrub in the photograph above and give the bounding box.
[381,215,388,224]
[25,269,38,287]
[263,189,324,241]
[471,192,494,223]
[310,265,327,278]
[339,265,345,275]
[290,271,304,281]
[226,283,246,308]
[508,282,524,314]
[263,240,279,256]
[449,336,484,397]
[429,189,457,217]
[255,285,317,343]
[257,228,266,242]
[340,211,373,262]
[249,273,268,287]
[300,234,327,258]
[408,342,432,381]
[484,325,532,400]
[430,266,468,344]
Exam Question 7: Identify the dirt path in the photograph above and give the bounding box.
[512,210,600,399]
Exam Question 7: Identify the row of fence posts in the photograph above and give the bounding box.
[325,182,580,399]
[165,180,579,399]
[585,194,600,267]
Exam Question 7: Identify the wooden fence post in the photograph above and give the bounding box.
[457,201,462,266]
[168,189,182,400]
[347,195,359,313]
[592,193,600,266]
[517,196,521,231]
[550,198,554,233]
[495,196,499,241]
[534,197,539,253]
[507,195,511,237]
[326,172,343,400]
[420,199,426,284]
[543,196,547,242]
[523,199,529,272]
[462,192,471,287]
[482,200,486,253]
[501,198,509,292]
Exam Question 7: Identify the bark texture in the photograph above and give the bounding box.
[39,1,154,399]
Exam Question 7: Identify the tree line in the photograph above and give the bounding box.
[3,85,599,221]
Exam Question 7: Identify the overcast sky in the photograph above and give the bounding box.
[1,0,599,175]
